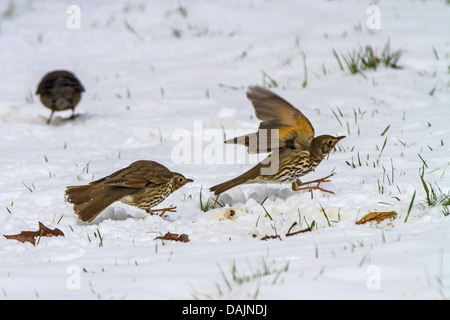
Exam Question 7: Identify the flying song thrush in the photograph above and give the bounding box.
[210,86,345,196]
[66,160,193,222]
[36,70,85,124]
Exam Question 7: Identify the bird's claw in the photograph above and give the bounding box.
[147,206,177,217]
[292,173,336,194]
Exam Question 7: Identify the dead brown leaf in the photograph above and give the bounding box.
[155,232,190,243]
[3,222,64,245]
[356,211,397,225]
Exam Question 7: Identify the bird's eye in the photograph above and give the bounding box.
[178,177,183,183]
[328,140,334,146]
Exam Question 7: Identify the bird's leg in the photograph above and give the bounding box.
[68,108,76,120]
[292,183,335,195]
[47,110,55,124]
[292,173,335,194]
[146,206,177,217]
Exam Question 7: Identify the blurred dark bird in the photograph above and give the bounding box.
[36,70,85,124]
[210,86,345,196]
[66,160,193,222]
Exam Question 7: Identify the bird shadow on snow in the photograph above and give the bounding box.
[216,185,298,207]
[215,182,336,209]
[76,206,135,225]
[35,112,94,126]
[75,206,179,225]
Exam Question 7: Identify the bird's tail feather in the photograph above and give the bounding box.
[209,165,261,195]
[65,184,119,222]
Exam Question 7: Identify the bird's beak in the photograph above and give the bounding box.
[186,178,194,183]
[337,136,346,141]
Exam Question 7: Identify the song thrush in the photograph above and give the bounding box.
[36,70,85,124]
[66,160,193,222]
[210,86,345,195]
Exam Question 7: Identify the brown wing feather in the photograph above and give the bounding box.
[93,160,172,188]
[225,86,315,153]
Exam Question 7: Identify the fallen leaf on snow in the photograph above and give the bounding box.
[3,222,64,245]
[356,211,397,225]
[155,232,190,243]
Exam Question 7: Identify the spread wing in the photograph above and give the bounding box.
[90,160,171,188]
[225,86,315,153]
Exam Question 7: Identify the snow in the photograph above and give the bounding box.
[0,0,449,300]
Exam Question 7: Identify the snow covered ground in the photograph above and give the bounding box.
[0,0,449,300]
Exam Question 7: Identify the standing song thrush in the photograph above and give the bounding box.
[36,70,85,124]
[210,86,345,196]
[66,160,193,222]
